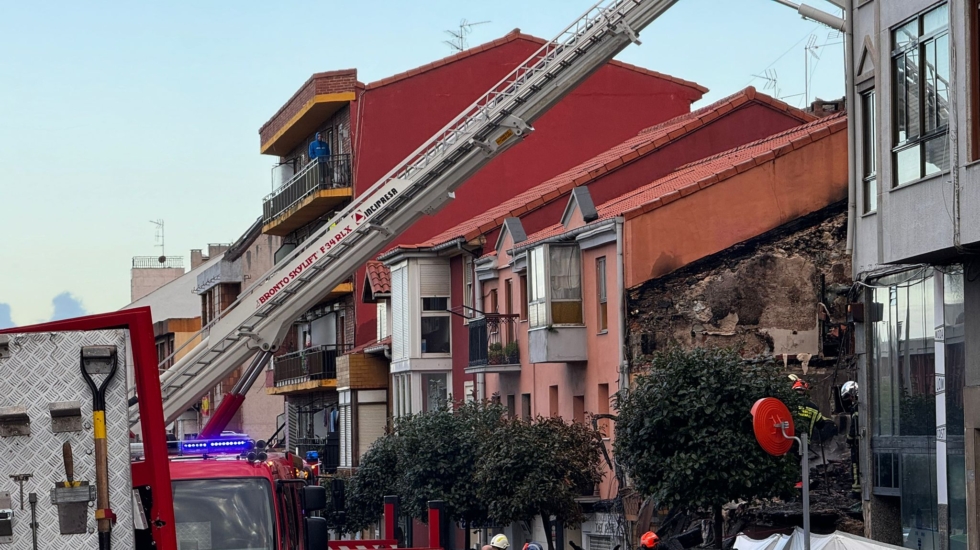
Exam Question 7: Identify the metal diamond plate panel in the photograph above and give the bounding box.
[0,330,134,549]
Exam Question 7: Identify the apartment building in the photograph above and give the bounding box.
[848,2,980,549]
[256,29,708,465]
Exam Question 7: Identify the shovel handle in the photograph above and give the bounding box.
[62,442,74,484]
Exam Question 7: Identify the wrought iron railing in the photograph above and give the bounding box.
[132,256,184,269]
[273,343,352,387]
[468,314,520,367]
[292,436,340,473]
[262,154,352,224]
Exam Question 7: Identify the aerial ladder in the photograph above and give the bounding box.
[130,0,683,436]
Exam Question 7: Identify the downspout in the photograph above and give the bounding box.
[616,218,628,397]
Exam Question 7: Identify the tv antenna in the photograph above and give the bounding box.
[444,19,491,52]
[751,68,779,100]
[150,219,167,263]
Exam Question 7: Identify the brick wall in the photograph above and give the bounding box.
[259,69,358,148]
[336,352,389,389]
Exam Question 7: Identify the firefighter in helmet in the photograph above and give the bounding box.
[841,381,860,495]
[793,379,837,443]
[640,531,660,550]
[490,534,510,550]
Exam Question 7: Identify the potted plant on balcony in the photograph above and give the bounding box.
[487,343,506,365]
[503,342,519,364]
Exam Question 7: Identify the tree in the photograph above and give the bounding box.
[344,431,403,533]
[396,401,505,526]
[614,347,803,548]
[477,416,604,550]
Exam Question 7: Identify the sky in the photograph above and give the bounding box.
[0,0,844,328]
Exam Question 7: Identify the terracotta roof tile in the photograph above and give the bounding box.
[386,87,815,256]
[365,261,391,294]
[514,112,847,250]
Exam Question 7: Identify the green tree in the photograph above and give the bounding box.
[614,347,802,548]
[344,431,403,533]
[477,416,604,550]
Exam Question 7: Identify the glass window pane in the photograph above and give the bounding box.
[422,297,448,311]
[925,39,938,132]
[896,144,922,185]
[902,453,939,536]
[907,48,920,140]
[893,20,918,50]
[531,247,546,301]
[552,300,583,325]
[924,135,950,176]
[863,91,877,178]
[894,52,910,143]
[422,373,448,412]
[864,177,878,213]
[420,316,450,354]
[923,4,948,36]
[872,286,896,436]
[897,277,936,436]
[550,246,581,300]
[172,479,275,550]
[936,33,950,129]
[945,269,965,435]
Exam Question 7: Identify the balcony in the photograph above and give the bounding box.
[268,344,352,395]
[262,155,353,237]
[466,314,521,375]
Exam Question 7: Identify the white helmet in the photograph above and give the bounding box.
[491,535,510,550]
[841,381,859,400]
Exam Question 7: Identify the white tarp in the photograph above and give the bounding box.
[735,528,907,550]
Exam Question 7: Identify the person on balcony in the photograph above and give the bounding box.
[308,132,332,185]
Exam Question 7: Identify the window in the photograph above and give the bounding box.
[505,279,513,315]
[892,4,949,186]
[521,393,531,420]
[596,257,608,331]
[172,479,275,550]
[862,91,878,213]
[598,383,610,435]
[573,395,585,423]
[528,245,583,328]
[519,274,528,320]
[463,255,475,318]
[377,301,389,340]
[549,385,559,418]
[506,394,516,418]
[420,262,451,354]
[422,373,448,412]
[489,288,498,313]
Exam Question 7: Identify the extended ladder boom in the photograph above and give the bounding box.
[131,0,680,432]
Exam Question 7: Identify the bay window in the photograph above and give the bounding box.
[892,3,949,186]
[528,245,583,328]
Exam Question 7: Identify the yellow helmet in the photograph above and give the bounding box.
[491,535,510,550]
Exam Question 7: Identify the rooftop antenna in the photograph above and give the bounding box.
[804,34,820,106]
[150,219,166,263]
[752,68,780,100]
[444,19,491,52]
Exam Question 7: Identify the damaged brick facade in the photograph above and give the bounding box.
[627,202,853,413]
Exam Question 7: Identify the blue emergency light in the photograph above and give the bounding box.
[179,436,255,455]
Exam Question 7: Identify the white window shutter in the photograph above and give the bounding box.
[420,261,450,297]
[357,404,387,457]
[340,405,352,468]
[391,267,408,359]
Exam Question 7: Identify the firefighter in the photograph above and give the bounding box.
[793,379,837,443]
[841,381,860,496]
[640,531,660,550]
[490,534,510,550]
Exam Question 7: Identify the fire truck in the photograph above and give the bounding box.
[0,0,685,548]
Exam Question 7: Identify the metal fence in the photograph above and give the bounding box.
[273,344,351,387]
[262,154,352,223]
[132,256,184,269]
[468,314,520,367]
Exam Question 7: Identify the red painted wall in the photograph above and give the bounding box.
[350,37,703,347]
[478,103,809,263]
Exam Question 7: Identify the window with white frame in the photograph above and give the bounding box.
[377,300,389,341]
[892,3,949,186]
[528,245,583,328]
[463,255,475,318]
[420,261,451,354]
[596,256,608,331]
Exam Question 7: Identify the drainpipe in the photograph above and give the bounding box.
[616,219,627,396]
[770,1,855,254]
[474,267,486,401]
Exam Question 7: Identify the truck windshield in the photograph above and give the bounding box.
[172,478,275,550]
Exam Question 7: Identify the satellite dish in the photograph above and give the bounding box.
[158,256,167,264]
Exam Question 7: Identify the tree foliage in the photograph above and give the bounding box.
[343,401,604,546]
[477,416,603,550]
[614,347,803,544]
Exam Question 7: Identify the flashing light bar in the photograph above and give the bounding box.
[179,437,254,455]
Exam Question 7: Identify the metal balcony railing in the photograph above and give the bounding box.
[468,314,520,367]
[262,154,352,224]
[273,343,352,387]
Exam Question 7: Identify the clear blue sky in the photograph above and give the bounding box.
[0,0,844,327]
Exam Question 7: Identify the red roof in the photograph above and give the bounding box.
[386,87,813,257]
[365,29,708,94]
[514,112,848,249]
[365,261,391,294]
